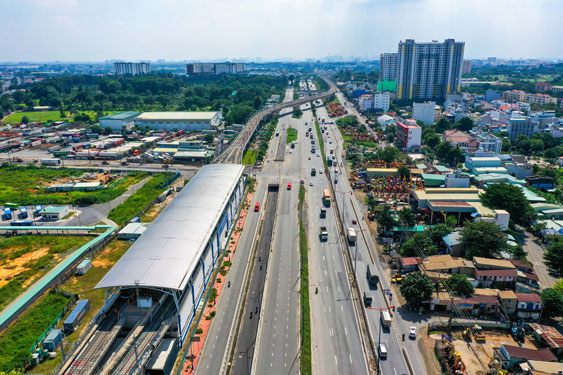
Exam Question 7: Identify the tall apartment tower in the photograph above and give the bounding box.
[396,39,464,102]
[114,62,150,76]
[379,53,399,81]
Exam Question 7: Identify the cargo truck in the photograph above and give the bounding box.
[381,310,392,328]
[319,226,328,241]
[322,189,331,207]
[347,227,357,244]
[366,263,379,289]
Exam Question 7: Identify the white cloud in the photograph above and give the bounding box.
[0,0,561,61]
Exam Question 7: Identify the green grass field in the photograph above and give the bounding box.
[242,149,257,166]
[108,172,177,226]
[31,240,131,374]
[1,110,117,124]
[287,128,298,144]
[0,292,72,372]
[0,235,93,311]
[0,165,147,206]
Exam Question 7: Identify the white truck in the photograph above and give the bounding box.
[381,310,392,328]
[347,227,357,244]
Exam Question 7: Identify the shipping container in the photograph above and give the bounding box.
[43,329,63,351]
[63,300,90,333]
[76,259,92,275]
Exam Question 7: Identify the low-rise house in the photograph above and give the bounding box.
[40,205,70,221]
[442,231,462,257]
[510,259,534,274]
[519,360,563,374]
[400,257,421,273]
[455,294,500,316]
[494,344,557,371]
[528,323,563,357]
[419,254,475,277]
[516,293,542,321]
[526,175,556,191]
[473,257,516,270]
[497,290,518,315]
[474,268,517,288]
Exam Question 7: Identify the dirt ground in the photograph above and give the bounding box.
[430,330,538,375]
[0,247,49,287]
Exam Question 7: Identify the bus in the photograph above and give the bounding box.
[322,189,331,207]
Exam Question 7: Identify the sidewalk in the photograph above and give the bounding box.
[182,192,253,374]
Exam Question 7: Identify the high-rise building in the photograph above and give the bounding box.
[186,63,244,75]
[114,62,150,76]
[394,39,464,102]
[462,60,472,75]
[379,53,398,81]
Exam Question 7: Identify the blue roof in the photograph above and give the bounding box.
[99,111,140,121]
[443,231,461,247]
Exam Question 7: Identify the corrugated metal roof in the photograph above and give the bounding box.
[96,164,244,291]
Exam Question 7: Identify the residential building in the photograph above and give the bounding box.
[502,90,525,103]
[470,130,503,154]
[395,119,422,150]
[412,101,436,125]
[526,175,555,190]
[520,360,563,374]
[186,63,244,75]
[373,92,390,112]
[443,129,478,151]
[505,162,533,179]
[528,323,563,357]
[358,94,373,112]
[379,53,398,81]
[377,114,395,129]
[442,232,462,257]
[535,81,553,92]
[114,62,150,76]
[134,112,222,131]
[516,293,542,320]
[400,257,422,273]
[494,345,557,371]
[462,60,472,75]
[508,117,535,140]
[497,290,518,315]
[395,39,465,101]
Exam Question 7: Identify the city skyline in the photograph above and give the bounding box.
[1,0,562,62]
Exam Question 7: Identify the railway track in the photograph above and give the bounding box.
[214,77,336,165]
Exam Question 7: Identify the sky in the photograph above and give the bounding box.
[1,0,561,62]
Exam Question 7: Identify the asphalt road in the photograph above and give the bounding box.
[231,187,278,375]
[252,102,302,375]
[299,104,368,375]
[322,95,429,375]
[196,89,294,375]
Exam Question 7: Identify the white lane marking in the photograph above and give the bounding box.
[334,355,338,365]
[350,354,353,364]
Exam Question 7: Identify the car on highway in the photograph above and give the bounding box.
[409,326,417,339]
[254,202,260,212]
[309,181,313,186]
[287,182,292,190]
[378,343,387,359]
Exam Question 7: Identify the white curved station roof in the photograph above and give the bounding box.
[96,164,244,291]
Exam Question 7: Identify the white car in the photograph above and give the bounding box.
[409,326,417,339]
[309,181,313,186]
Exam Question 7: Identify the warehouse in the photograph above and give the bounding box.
[134,111,222,131]
[99,111,140,130]
[96,164,245,346]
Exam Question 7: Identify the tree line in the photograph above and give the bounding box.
[1,73,288,125]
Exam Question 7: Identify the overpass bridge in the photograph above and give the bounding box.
[214,76,336,164]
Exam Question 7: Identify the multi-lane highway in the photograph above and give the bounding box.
[215,78,336,164]
[321,91,429,375]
